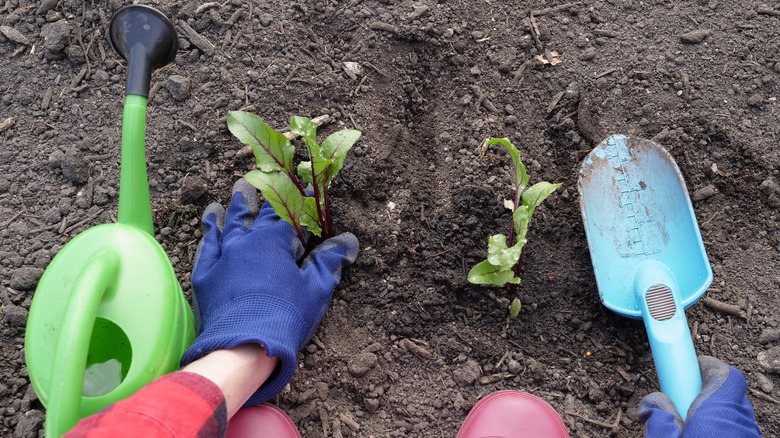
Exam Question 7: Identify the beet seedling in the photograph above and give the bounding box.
[468,138,561,317]
[226,111,361,246]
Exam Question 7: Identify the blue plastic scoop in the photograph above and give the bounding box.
[578,134,712,419]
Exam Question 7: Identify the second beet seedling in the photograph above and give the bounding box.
[468,138,561,317]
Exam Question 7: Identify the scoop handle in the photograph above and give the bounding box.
[44,249,119,437]
[636,261,702,420]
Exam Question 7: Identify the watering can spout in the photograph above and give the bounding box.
[109,5,178,98]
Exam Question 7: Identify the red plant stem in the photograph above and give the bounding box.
[309,159,330,238]
[295,226,312,251]
[322,171,335,237]
[287,171,306,196]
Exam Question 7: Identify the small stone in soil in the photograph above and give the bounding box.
[2,303,28,328]
[758,328,780,344]
[452,359,480,386]
[757,346,780,373]
[691,185,716,201]
[348,352,377,377]
[748,94,763,107]
[180,175,209,204]
[166,75,192,101]
[755,373,774,393]
[9,267,44,291]
[13,409,44,438]
[679,29,710,44]
[62,149,90,185]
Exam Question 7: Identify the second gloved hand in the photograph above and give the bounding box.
[639,355,762,437]
[181,179,358,406]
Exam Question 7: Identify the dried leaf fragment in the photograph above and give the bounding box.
[342,62,362,80]
[0,117,16,134]
[0,26,30,45]
[535,51,563,66]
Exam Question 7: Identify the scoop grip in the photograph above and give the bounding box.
[636,261,702,420]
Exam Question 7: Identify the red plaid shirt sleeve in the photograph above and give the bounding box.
[65,371,228,438]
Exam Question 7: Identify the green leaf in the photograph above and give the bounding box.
[513,205,532,245]
[300,196,323,237]
[297,161,313,186]
[289,116,318,142]
[244,170,305,236]
[509,298,522,318]
[227,112,295,176]
[297,159,332,187]
[486,138,529,199]
[486,234,523,268]
[320,130,361,186]
[522,181,562,209]
[467,259,519,285]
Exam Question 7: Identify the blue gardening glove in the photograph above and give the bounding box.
[639,356,762,437]
[180,178,358,405]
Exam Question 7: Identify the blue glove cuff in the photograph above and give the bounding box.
[180,294,308,406]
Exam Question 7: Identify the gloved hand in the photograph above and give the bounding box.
[180,178,358,405]
[639,356,762,437]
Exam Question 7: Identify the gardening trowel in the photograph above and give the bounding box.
[578,134,712,419]
[24,6,195,437]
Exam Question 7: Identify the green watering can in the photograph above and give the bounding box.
[24,6,195,437]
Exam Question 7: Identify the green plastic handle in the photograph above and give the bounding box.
[44,249,120,438]
[117,94,153,236]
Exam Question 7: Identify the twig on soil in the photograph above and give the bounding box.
[757,7,780,16]
[681,71,690,104]
[749,388,780,404]
[531,3,579,16]
[178,22,215,56]
[283,65,298,86]
[338,413,360,432]
[594,67,616,79]
[424,246,459,259]
[351,75,368,97]
[565,408,622,430]
[0,210,24,230]
[547,91,565,113]
[527,15,543,52]
[76,29,91,80]
[703,297,746,319]
[349,113,361,131]
[363,61,387,77]
[495,351,510,370]
[195,2,221,14]
[63,210,103,235]
[700,206,725,228]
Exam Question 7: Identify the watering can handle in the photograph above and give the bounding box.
[635,262,702,420]
[44,249,120,438]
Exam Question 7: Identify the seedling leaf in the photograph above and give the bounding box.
[486,234,523,267]
[522,181,563,209]
[321,130,361,186]
[301,196,322,237]
[513,205,532,244]
[486,138,528,198]
[467,260,521,285]
[244,170,305,237]
[290,116,318,142]
[227,111,295,176]
[509,298,522,318]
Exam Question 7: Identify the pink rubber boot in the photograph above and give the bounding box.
[457,391,569,438]
[226,404,301,438]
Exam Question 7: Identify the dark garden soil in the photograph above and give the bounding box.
[2,1,780,437]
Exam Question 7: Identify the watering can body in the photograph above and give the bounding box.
[25,223,195,433]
